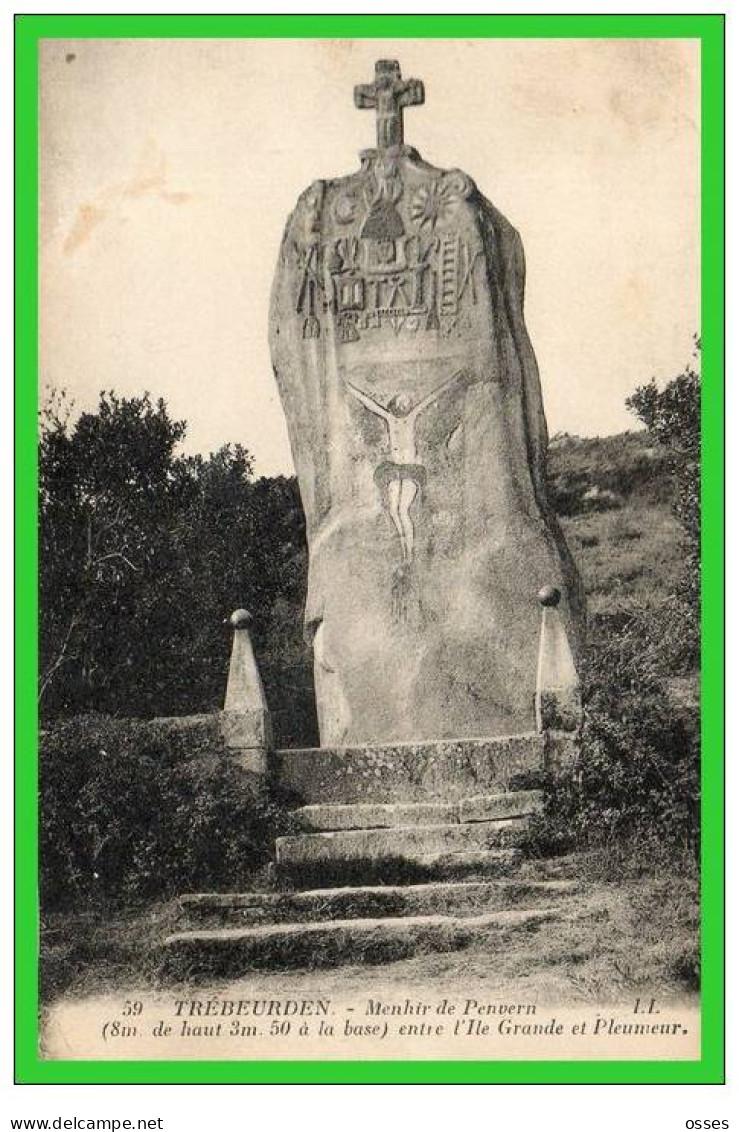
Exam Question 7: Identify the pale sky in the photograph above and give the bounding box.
[40,37,700,476]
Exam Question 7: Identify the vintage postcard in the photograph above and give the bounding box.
[16,14,724,1084]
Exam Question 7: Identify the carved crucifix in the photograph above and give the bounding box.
[342,369,466,566]
[354,59,425,150]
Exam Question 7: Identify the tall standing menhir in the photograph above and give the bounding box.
[160,56,590,979]
[269,59,584,746]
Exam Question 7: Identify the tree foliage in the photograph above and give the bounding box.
[39,390,315,744]
[626,343,700,555]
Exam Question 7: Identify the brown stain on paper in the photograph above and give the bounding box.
[64,203,107,254]
[63,141,193,254]
[618,270,653,325]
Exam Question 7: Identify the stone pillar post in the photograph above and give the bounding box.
[535,586,582,733]
[220,609,273,785]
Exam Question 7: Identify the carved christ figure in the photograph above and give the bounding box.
[342,370,466,564]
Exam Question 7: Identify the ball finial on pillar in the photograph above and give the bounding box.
[535,584,580,733]
[221,607,274,771]
[229,608,253,629]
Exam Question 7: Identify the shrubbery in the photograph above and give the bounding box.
[525,649,699,859]
[527,355,701,860]
[40,714,293,912]
[39,391,316,746]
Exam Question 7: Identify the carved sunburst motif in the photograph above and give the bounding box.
[409,179,461,232]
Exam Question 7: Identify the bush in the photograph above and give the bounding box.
[40,715,293,912]
[524,607,699,860]
[527,353,702,860]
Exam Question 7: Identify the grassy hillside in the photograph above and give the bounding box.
[548,430,686,616]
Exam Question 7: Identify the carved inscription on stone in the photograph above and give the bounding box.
[289,155,482,343]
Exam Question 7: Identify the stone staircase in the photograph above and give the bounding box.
[160,733,583,978]
[273,790,536,879]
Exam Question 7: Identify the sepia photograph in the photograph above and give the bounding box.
[23,23,719,1077]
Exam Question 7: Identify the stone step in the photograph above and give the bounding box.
[275,733,575,804]
[296,790,543,831]
[460,790,543,823]
[177,878,580,929]
[276,819,528,871]
[274,822,532,887]
[276,847,523,888]
[160,907,560,976]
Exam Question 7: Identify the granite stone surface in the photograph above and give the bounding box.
[269,62,584,746]
[274,733,575,805]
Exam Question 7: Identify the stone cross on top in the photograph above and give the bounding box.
[354,59,425,150]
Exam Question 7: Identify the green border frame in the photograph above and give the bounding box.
[15,13,725,1085]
